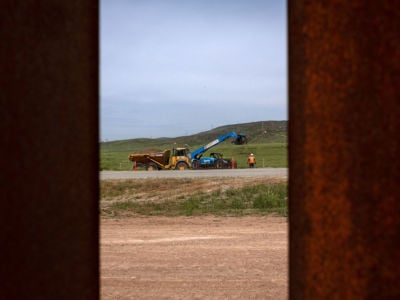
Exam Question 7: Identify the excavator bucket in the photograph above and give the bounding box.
[233,134,248,145]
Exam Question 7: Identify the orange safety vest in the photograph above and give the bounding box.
[248,156,255,163]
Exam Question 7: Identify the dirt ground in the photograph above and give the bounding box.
[101,216,288,299]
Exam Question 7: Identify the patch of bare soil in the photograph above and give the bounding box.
[101,216,288,299]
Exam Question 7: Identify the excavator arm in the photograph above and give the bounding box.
[190,131,247,160]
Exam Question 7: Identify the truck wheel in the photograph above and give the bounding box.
[146,163,158,171]
[175,162,188,170]
[191,160,200,169]
[224,160,231,169]
[215,159,224,169]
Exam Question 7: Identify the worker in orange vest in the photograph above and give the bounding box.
[248,153,256,168]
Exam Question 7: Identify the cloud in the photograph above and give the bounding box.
[101,0,287,140]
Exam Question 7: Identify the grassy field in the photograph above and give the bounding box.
[100,120,287,170]
[100,178,287,217]
[101,142,287,170]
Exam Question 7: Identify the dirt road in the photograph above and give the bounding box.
[101,216,288,299]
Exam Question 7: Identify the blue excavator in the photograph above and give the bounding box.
[190,131,247,169]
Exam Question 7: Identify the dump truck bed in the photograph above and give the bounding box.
[128,150,171,166]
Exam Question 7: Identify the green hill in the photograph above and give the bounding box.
[100,120,287,170]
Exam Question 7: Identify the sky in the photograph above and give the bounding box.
[101,0,287,141]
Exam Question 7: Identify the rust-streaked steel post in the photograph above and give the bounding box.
[289,1,400,298]
[0,2,99,299]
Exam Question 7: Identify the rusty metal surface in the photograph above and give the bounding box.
[0,2,99,299]
[289,1,400,298]
[2,1,400,299]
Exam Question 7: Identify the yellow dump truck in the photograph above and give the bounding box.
[128,147,191,171]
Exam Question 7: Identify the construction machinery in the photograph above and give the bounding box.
[128,131,247,171]
[192,152,237,169]
[128,147,191,171]
[190,131,246,169]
